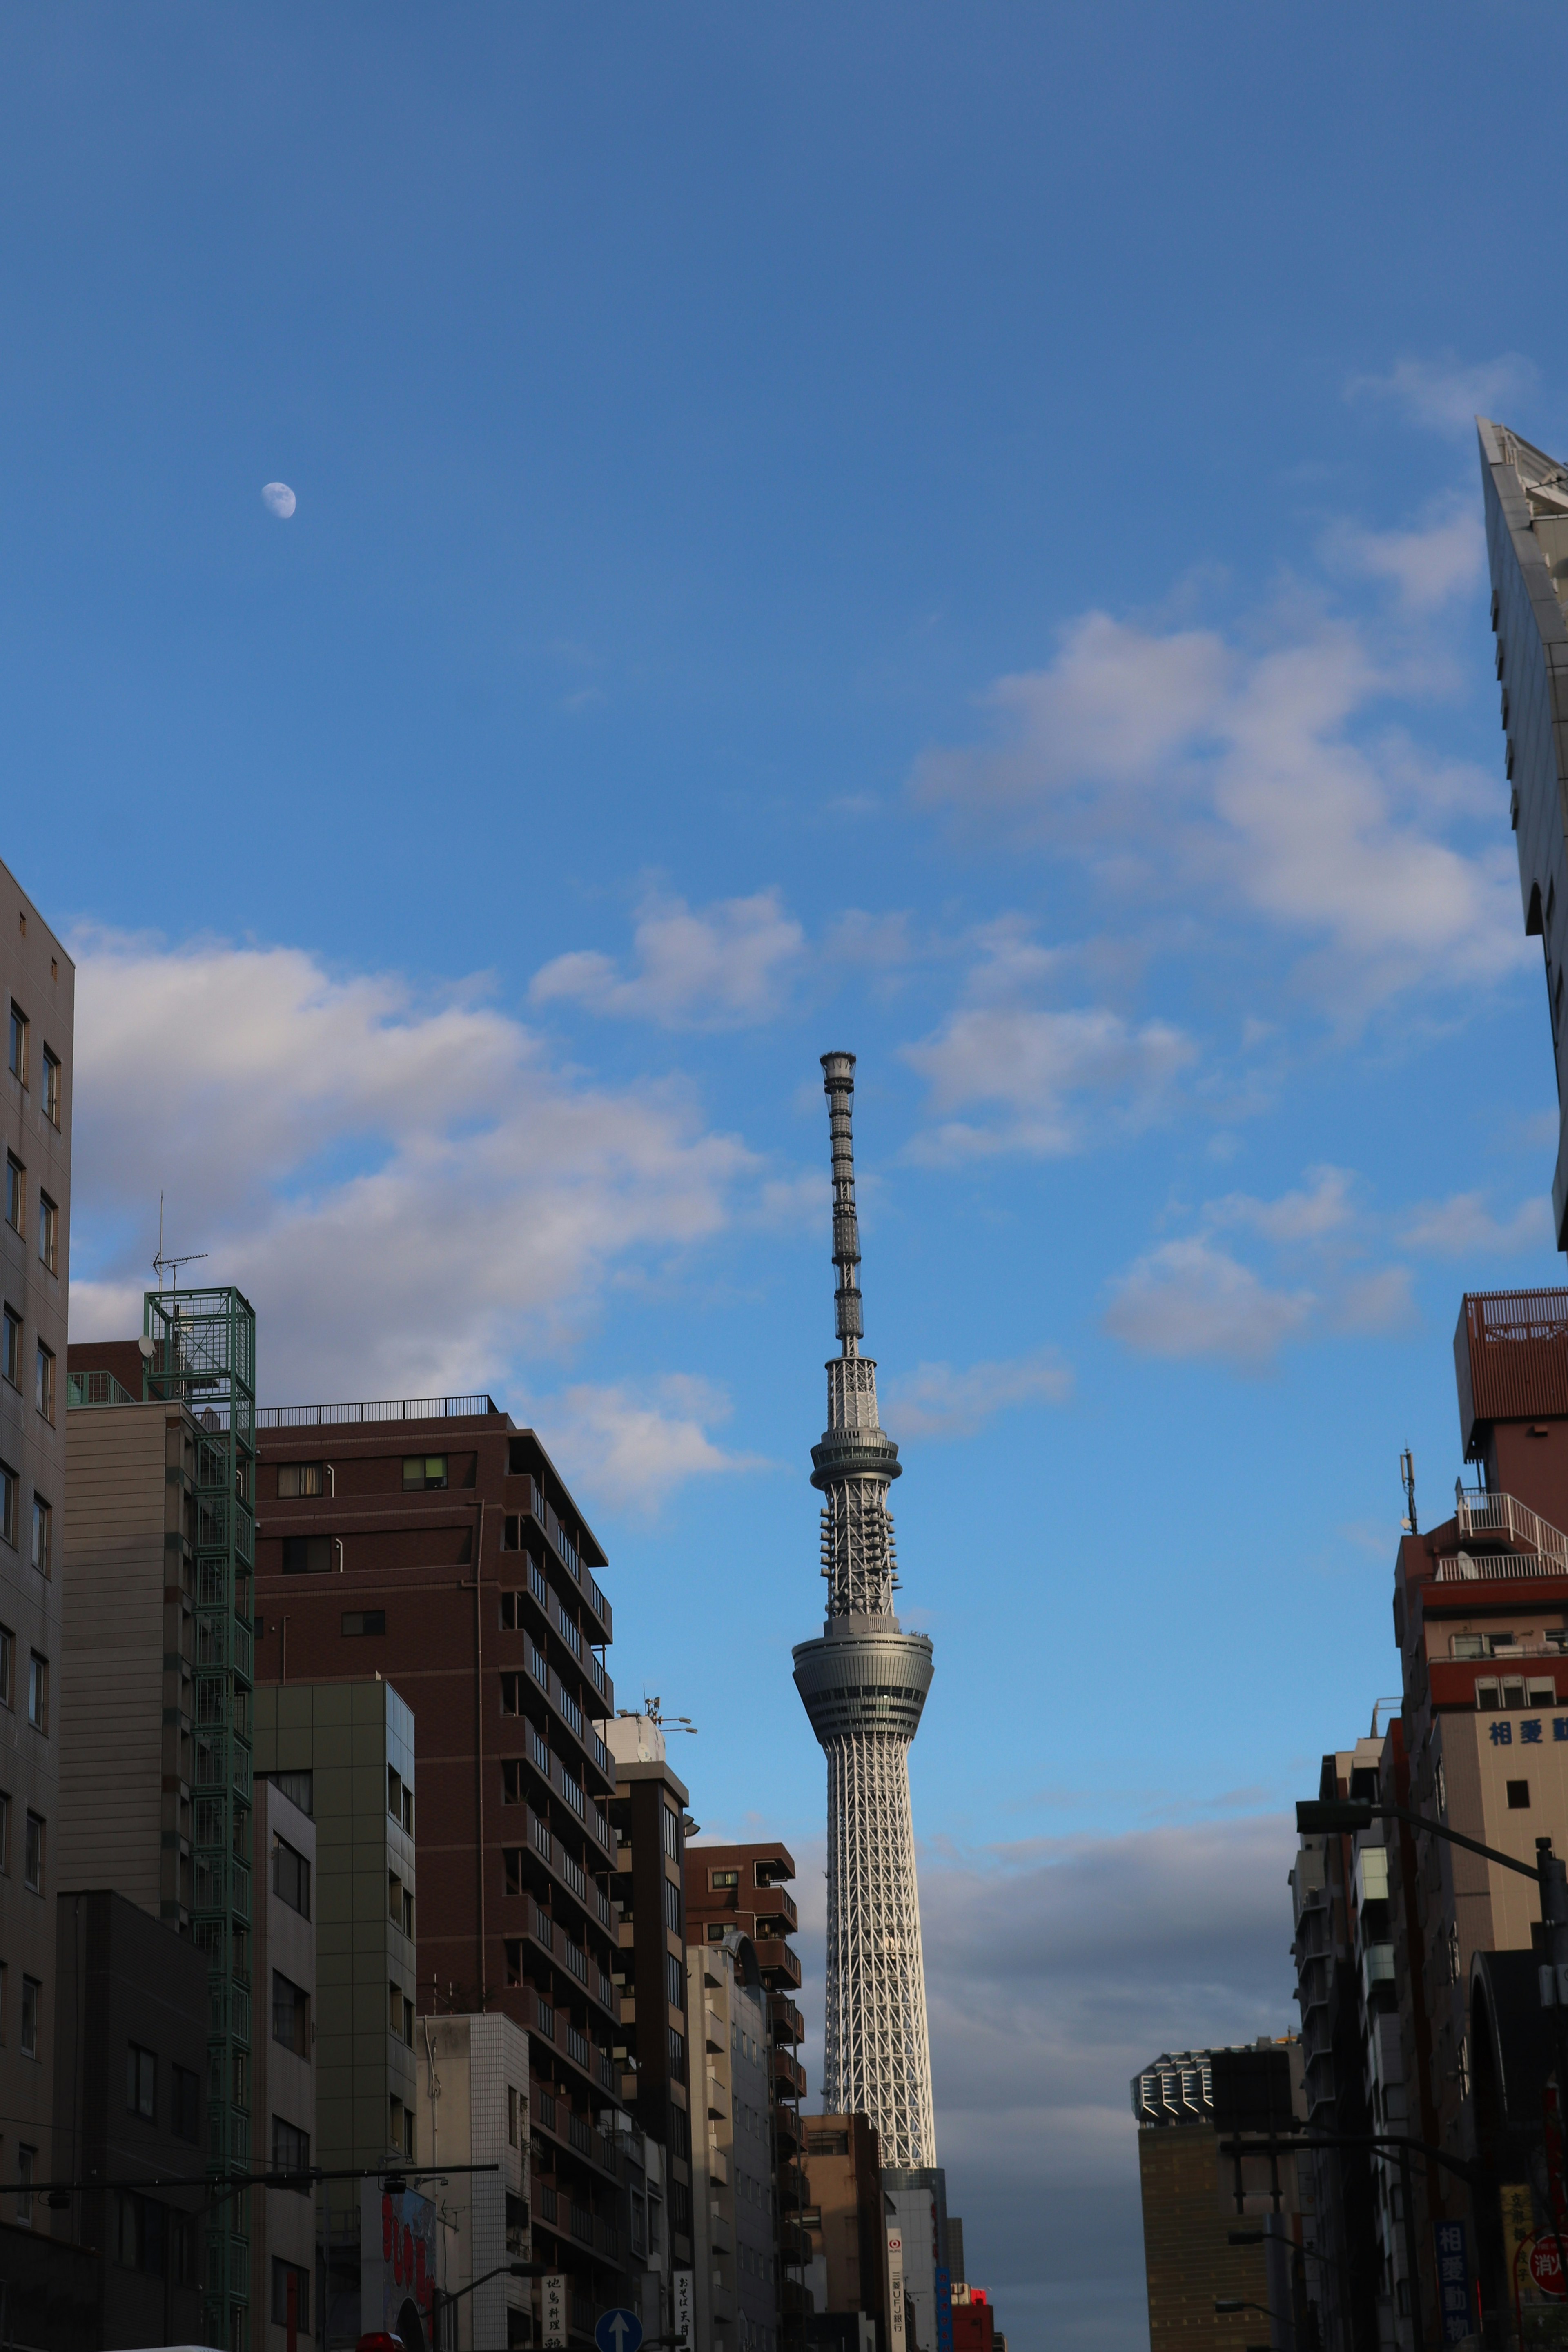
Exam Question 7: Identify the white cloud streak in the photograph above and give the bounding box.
[530,889,804,1028]
[1399,1189,1555,1258]
[913,593,1524,1020]
[902,1003,1196,1161]
[527,1375,771,1512]
[1346,352,1539,437]
[69,931,760,1446]
[882,1348,1073,1440]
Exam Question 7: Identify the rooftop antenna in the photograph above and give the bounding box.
[1399,1448,1418,1535]
[152,1192,207,1300]
[621,1692,699,1733]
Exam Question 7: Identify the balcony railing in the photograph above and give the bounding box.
[66,1368,138,1408]
[1437,1550,1564,1584]
[257,1393,498,1427]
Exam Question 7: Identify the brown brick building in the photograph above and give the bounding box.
[687,1841,810,2341]
[64,1366,630,2335]
[1132,2051,1276,2352]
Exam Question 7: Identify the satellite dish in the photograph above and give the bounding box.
[138,1336,155,1361]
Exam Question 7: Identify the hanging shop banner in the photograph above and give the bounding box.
[672,2270,693,2350]
[887,2230,907,2352]
[542,2272,568,2349]
[1434,2219,1474,2348]
[359,2183,437,2348]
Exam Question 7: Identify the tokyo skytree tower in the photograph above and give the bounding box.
[793,1052,936,2168]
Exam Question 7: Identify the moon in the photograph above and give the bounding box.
[261,481,297,519]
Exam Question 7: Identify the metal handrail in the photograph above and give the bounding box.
[255,1394,499,1428]
[1455,1487,1568,1572]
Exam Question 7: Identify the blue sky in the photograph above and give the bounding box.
[8,7,1568,2343]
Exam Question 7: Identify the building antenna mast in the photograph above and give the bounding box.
[1400,1448,1418,1535]
[152,1192,208,1302]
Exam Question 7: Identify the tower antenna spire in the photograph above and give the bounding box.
[822,1051,864,1359]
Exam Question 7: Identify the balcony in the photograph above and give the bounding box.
[1453,1486,1568,1573]
[757,1889,799,1934]
[1361,1942,1397,2006]
[753,1939,802,1990]
[773,2049,807,2099]
[771,1996,804,2045]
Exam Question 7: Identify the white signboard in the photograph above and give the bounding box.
[673,2269,694,2349]
[887,2229,907,2352]
[542,2272,568,2348]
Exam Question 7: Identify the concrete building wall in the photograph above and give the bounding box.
[1136,2127,1270,2352]
[0,866,72,2189]
[253,1676,418,2345]
[255,1777,318,2352]
[419,2011,530,2352]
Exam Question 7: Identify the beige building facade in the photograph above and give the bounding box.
[0,862,72,2196]
[255,1775,318,2352]
[688,1930,780,2352]
[418,2011,531,2350]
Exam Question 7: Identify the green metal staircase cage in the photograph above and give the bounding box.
[144,1285,256,2352]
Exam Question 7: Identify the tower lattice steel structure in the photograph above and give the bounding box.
[793,1052,936,2168]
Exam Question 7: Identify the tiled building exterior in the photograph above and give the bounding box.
[253,1775,318,2352]
[688,1929,781,2352]
[0,863,72,2201]
[418,2011,532,2352]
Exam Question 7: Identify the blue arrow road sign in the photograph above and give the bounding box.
[595,2311,644,2352]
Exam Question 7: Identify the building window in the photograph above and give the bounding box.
[2,1307,18,1388]
[1509,1780,1532,1809]
[0,1465,13,1549]
[390,2096,415,2156]
[173,2064,200,2141]
[668,2027,686,2079]
[0,1625,12,1707]
[272,2259,312,2332]
[4,1156,22,1235]
[389,1981,414,2045]
[388,1765,416,1831]
[27,1655,47,1734]
[272,2116,310,2179]
[664,1879,682,1933]
[19,1980,39,2059]
[402,1454,447,1491]
[34,1344,53,1423]
[271,1769,313,1817]
[36,1196,56,1276]
[0,1791,9,1871]
[666,1951,683,2009]
[15,2143,33,2225]
[710,1868,739,1889]
[40,1049,59,1127]
[281,1535,330,1575]
[389,1873,413,1936]
[272,1835,310,1919]
[31,1497,50,1580]
[663,1803,682,1860]
[275,2248,315,2323]
[276,1461,325,1498]
[127,2043,157,2119]
[23,1812,42,1892]
[508,2085,524,2147]
[273,1972,309,2056]
[706,1921,725,1942]
[341,1610,385,1637]
[8,1004,27,1086]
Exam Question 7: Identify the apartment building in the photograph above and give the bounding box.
[1131,2051,1281,2352]
[0,867,72,2205]
[1381,1288,1568,2342]
[252,1677,418,2348]
[254,1775,318,2352]
[250,1397,630,2337]
[688,1929,781,2352]
[417,2010,532,2351]
[686,1842,809,2341]
[64,1285,256,2348]
[800,2113,884,2349]
[51,1889,209,2347]
[1291,1730,1411,2352]
[605,1707,696,2323]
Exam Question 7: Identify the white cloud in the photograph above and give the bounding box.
[913,601,1524,1020]
[1104,1236,1315,1369]
[1399,1189,1555,1258]
[1323,497,1486,612]
[68,930,760,1432]
[530,889,804,1028]
[1207,1164,1358,1244]
[902,1003,1196,1161]
[882,1348,1073,1440]
[530,1375,771,1513]
[1347,352,1539,437]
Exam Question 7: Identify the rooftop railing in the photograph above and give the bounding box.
[256,1394,499,1428]
[66,1368,138,1408]
[1454,1486,1568,1572]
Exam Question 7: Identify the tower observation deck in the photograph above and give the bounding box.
[793,1051,936,2169]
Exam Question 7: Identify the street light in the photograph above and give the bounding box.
[430,2261,548,2352]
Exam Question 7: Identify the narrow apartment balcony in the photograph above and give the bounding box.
[753,1940,802,1990]
[1361,1943,1397,2007]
